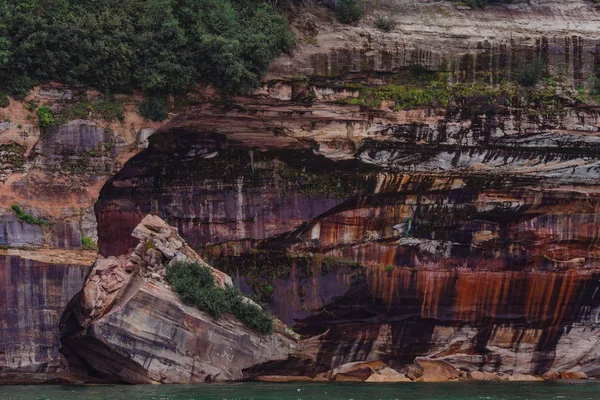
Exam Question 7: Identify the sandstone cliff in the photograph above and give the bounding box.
[3,0,600,383]
[0,88,166,382]
[93,0,600,379]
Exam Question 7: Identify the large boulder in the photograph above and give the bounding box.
[365,367,411,383]
[60,215,298,383]
[407,358,460,382]
[331,360,387,381]
[560,371,588,380]
[508,373,543,382]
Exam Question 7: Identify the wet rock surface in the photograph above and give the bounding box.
[0,255,91,377]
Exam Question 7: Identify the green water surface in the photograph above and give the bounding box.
[1,382,599,400]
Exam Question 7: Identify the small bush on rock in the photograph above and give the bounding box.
[374,14,395,32]
[81,236,99,250]
[230,294,274,334]
[337,0,362,25]
[139,96,168,122]
[11,204,48,227]
[517,58,544,86]
[166,261,274,334]
[37,105,55,129]
[166,261,215,302]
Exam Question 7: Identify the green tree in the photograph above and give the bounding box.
[0,0,294,97]
[336,0,362,25]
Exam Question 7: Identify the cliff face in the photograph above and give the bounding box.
[0,89,165,382]
[0,253,92,382]
[93,0,600,379]
[4,0,600,383]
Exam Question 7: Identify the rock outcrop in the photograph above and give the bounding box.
[407,358,460,382]
[6,0,600,384]
[0,253,92,381]
[60,215,298,384]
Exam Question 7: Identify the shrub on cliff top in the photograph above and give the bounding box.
[139,96,168,121]
[166,261,274,334]
[374,14,395,32]
[336,0,362,25]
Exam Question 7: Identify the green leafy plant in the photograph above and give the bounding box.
[139,96,168,121]
[165,261,273,334]
[24,101,37,112]
[517,58,544,86]
[337,0,363,25]
[81,236,98,250]
[0,93,8,108]
[56,99,125,124]
[374,14,395,32]
[10,204,48,227]
[36,105,55,129]
[0,1,293,97]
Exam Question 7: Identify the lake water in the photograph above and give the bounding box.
[1,382,599,400]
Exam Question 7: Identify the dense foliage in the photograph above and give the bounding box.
[139,95,168,121]
[336,0,362,24]
[374,13,395,32]
[0,0,293,97]
[517,58,544,86]
[166,261,274,334]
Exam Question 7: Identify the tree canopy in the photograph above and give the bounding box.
[0,0,294,97]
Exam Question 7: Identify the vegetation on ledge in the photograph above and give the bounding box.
[166,260,274,334]
[55,98,125,124]
[336,67,586,115]
[10,204,49,227]
[81,236,99,250]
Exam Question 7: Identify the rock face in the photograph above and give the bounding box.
[95,127,600,378]
[6,0,600,384]
[0,214,45,247]
[90,1,600,378]
[60,215,298,383]
[0,254,91,376]
[0,88,166,383]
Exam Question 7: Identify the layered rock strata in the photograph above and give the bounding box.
[60,215,298,383]
[6,0,600,384]
[0,88,165,382]
[0,252,92,382]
